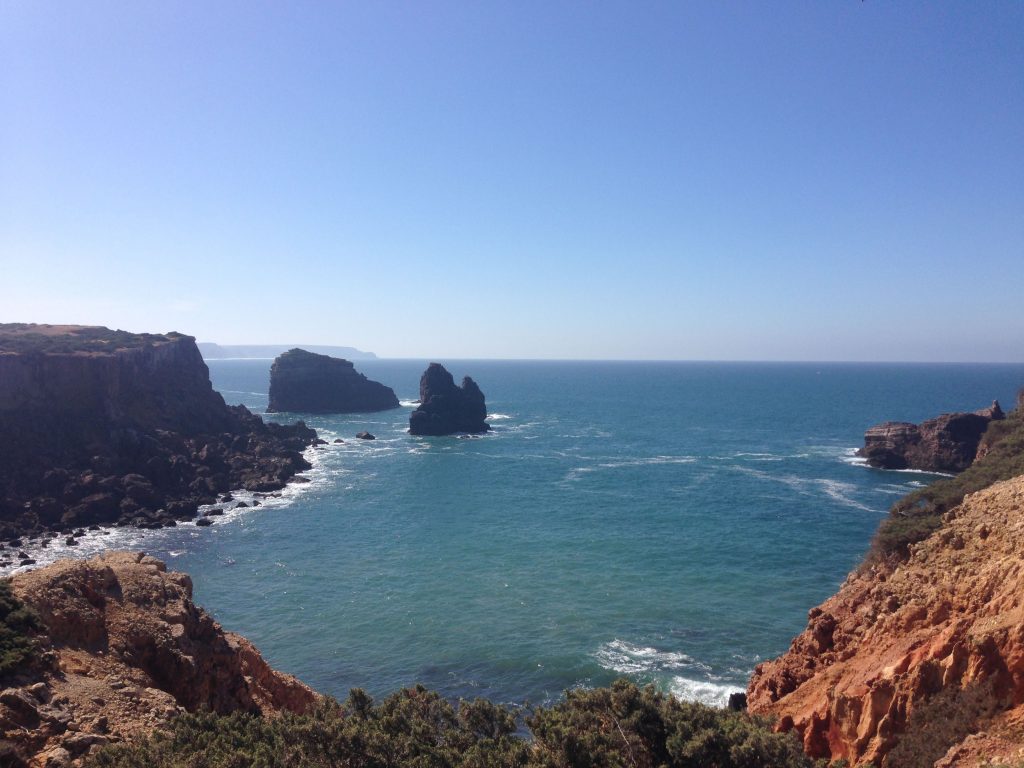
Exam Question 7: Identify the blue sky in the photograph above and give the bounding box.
[1,2,1021,360]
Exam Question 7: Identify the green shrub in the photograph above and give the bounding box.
[86,680,812,768]
[0,579,40,679]
[871,393,1024,560]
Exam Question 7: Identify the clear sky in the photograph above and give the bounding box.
[1,2,1021,361]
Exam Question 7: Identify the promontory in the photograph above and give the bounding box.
[0,324,317,541]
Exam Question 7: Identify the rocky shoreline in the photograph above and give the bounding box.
[0,326,319,553]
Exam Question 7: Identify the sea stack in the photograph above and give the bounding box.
[408,363,489,436]
[858,400,1004,473]
[267,348,399,414]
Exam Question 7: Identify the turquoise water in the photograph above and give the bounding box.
[15,361,1024,707]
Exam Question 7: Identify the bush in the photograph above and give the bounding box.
[871,392,1024,559]
[86,680,812,768]
[0,579,40,679]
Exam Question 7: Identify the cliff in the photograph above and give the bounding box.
[266,348,398,414]
[858,402,1005,473]
[747,473,1024,767]
[408,363,490,436]
[0,324,316,540]
[0,551,316,766]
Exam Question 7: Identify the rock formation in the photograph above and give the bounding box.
[858,401,1004,473]
[0,551,316,765]
[408,363,489,436]
[266,348,398,414]
[748,474,1024,766]
[0,324,317,538]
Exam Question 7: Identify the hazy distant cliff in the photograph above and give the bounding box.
[198,342,377,360]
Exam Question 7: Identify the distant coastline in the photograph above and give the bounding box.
[198,342,377,360]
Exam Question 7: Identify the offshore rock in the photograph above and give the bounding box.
[408,363,490,436]
[748,475,1024,766]
[266,348,398,414]
[858,401,1004,473]
[0,324,317,538]
[1,552,316,764]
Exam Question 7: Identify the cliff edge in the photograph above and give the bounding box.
[0,324,317,541]
[747,474,1024,767]
[0,551,316,766]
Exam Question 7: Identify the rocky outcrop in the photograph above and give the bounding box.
[408,364,489,436]
[747,474,1024,767]
[266,348,398,414]
[0,325,317,539]
[0,552,316,766]
[858,402,1004,473]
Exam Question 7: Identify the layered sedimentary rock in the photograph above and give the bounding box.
[408,363,489,436]
[858,401,1004,473]
[266,348,398,413]
[0,552,316,765]
[748,474,1024,767]
[0,324,317,538]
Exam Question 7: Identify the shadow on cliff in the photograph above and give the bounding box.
[882,676,1006,768]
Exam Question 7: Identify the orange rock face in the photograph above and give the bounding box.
[747,475,1024,767]
[2,552,316,766]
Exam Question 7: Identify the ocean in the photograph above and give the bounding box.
[8,360,1024,708]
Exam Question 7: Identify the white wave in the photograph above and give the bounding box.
[593,639,703,675]
[669,676,740,708]
[399,399,420,408]
[486,413,512,421]
[731,465,880,513]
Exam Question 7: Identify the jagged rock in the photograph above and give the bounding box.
[2,552,316,764]
[408,363,490,436]
[355,431,375,440]
[266,349,398,414]
[0,325,318,538]
[858,401,1004,472]
[748,475,1024,766]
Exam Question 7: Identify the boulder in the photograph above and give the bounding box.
[408,363,490,436]
[355,432,375,440]
[858,401,1004,473]
[266,349,398,414]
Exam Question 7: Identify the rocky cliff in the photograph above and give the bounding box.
[858,402,1004,473]
[0,551,316,766]
[408,363,489,436]
[747,474,1024,767]
[0,324,317,541]
[266,348,398,414]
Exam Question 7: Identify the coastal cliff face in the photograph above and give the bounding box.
[408,363,489,436]
[747,474,1024,767]
[858,402,1004,473]
[266,348,398,414]
[0,325,316,541]
[1,551,316,766]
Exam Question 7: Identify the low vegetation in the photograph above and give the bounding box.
[871,391,1024,559]
[0,323,183,355]
[86,679,814,768]
[0,579,40,679]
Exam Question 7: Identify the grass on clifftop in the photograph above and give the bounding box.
[0,324,185,355]
[87,679,815,768]
[871,392,1024,560]
[0,579,40,679]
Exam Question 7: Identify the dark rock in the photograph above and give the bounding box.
[65,537,77,546]
[409,363,490,436]
[858,401,1005,472]
[195,518,213,527]
[333,438,344,444]
[266,348,399,414]
[0,325,319,539]
[728,692,747,711]
[355,432,375,440]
